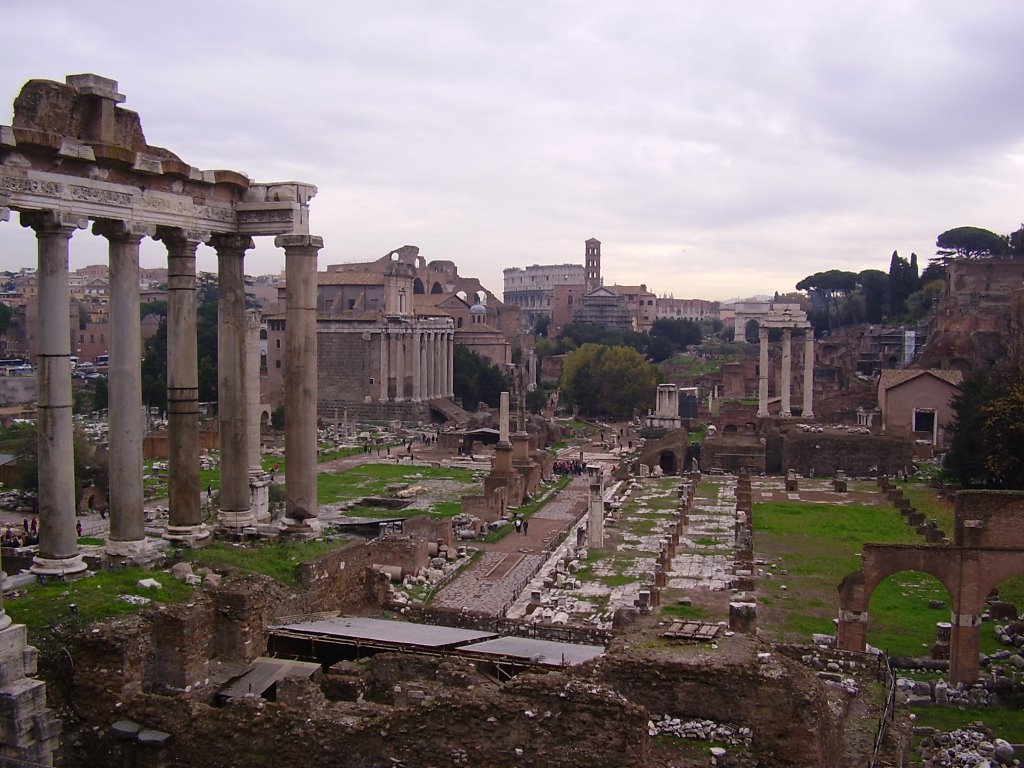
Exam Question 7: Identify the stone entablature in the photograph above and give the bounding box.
[2,75,315,239]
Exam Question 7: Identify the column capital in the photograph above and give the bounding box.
[758,325,769,339]
[210,233,255,254]
[92,219,155,242]
[20,209,88,236]
[275,234,324,251]
[154,225,211,249]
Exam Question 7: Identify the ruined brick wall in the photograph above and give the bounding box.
[365,536,430,577]
[955,490,1024,549]
[68,670,650,768]
[295,542,373,613]
[213,588,268,663]
[700,435,765,473]
[598,653,846,768]
[403,516,453,549]
[151,604,213,695]
[782,431,912,476]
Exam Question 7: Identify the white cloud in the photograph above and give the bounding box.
[2,0,1023,300]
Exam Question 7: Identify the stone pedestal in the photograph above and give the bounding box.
[587,465,604,549]
[0,623,60,764]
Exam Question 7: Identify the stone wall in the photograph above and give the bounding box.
[295,541,374,611]
[317,330,373,407]
[954,490,1024,549]
[781,431,913,476]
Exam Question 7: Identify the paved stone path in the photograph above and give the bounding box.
[431,476,589,615]
[668,477,738,591]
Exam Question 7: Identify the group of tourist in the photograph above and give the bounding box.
[2,517,38,548]
[554,459,587,475]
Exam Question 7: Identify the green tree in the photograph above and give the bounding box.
[92,375,108,411]
[796,270,858,331]
[559,344,656,419]
[649,318,701,356]
[943,371,993,487]
[453,346,510,409]
[858,269,889,323]
[935,226,1009,262]
[0,302,12,334]
[886,251,919,317]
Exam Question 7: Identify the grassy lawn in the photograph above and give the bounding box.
[185,539,354,589]
[755,501,940,652]
[898,484,955,534]
[5,568,196,650]
[316,464,474,505]
[911,705,1024,748]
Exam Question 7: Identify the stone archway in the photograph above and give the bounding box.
[413,277,425,294]
[837,490,1024,684]
[431,281,443,294]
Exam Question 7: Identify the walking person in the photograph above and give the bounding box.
[522,518,529,536]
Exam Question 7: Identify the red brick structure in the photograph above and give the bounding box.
[837,490,1024,684]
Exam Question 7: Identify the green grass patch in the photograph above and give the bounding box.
[316,463,474,505]
[428,501,462,518]
[660,603,709,620]
[756,500,936,647]
[697,482,720,501]
[599,574,638,587]
[899,485,955,534]
[185,539,352,589]
[910,706,1024,744]
[5,568,196,649]
[77,536,104,546]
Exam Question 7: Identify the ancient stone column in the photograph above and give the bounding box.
[437,332,443,398]
[423,332,430,399]
[446,331,454,397]
[587,465,604,549]
[277,234,324,532]
[213,235,255,529]
[411,329,422,401]
[22,210,88,576]
[395,328,406,401]
[95,219,155,560]
[245,310,271,523]
[499,391,510,443]
[158,227,210,542]
[780,327,792,417]
[378,328,389,402]
[756,325,769,417]
[803,332,815,419]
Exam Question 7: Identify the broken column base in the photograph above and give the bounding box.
[29,554,88,579]
[216,509,257,531]
[162,524,211,546]
[278,517,322,540]
[729,602,757,634]
[104,538,164,569]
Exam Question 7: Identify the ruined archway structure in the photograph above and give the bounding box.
[0,74,324,579]
[837,490,1024,684]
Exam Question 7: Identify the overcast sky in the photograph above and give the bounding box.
[2,1,1023,301]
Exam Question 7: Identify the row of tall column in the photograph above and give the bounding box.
[756,326,814,419]
[377,328,453,402]
[17,209,324,575]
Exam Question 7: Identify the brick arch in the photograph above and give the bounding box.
[838,544,960,614]
[974,551,1024,612]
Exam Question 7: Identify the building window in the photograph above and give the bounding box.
[276,339,281,348]
[275,360,281,369]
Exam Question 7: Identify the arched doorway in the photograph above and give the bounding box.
[658,450,677,475]
[413,278,425,294]
[867,571,951,659]
[431,282,443,294]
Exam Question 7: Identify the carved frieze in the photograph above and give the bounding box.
[69,184,132,207]
[0,175,62,197]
